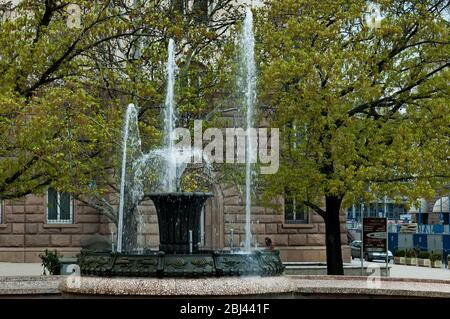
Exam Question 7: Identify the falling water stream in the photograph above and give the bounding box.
[117,105,134,253]
[163,38,178,192]
[242,8,256,252]
[116,39,214,253]
[116,9,260,254]
[116,14,258,252]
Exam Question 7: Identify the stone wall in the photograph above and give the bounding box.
[0,187,350,263]
[220,185,350,262]
[0,194,110,262]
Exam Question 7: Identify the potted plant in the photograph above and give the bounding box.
[417,251,431,267]
[394,250,406,265]
[430,252,442,268]
[406,250,417,266]
[39,249,62,275]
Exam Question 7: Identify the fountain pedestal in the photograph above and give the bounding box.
[149,192,212,254]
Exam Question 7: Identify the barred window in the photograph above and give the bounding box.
[284,190,309,224]
[46,187,73,224]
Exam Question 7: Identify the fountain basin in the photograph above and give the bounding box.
[58,275,450,298]
[77,249,285,277]
[81,191,285,277]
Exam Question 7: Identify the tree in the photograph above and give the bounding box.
[0,0,241,232]
[257,0,450,274]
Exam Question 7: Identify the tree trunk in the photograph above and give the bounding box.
[324,195,344,275]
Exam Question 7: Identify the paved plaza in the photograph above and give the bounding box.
[0,263,43,276]
[383,262,449,281]
[351,259,450,281]
[0,261,448,281]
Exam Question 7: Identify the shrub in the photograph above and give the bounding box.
[430,252,442,262]
[39,249,62,275]
[395,250,405,257]
[406,249,417,258]
[418,251,430,259]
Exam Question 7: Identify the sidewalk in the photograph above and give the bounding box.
[388,263,450,280]
[1,261,449,280]
[351,259,450,281]
[0,263,43,276]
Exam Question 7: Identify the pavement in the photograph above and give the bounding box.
[60,275,450,298]
[0,275,63,296]
[0,261,449,280]
[351,258,450,281]
[0,261,449,298]
[0,263,43,276]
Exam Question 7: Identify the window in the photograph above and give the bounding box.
[347,200,408,222]
[46,187,73,224]
[284,190,309,224]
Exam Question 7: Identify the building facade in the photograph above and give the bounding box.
[347,193,450,225]
[0,185,351,263]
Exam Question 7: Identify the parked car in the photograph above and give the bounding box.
[350,240,393,262]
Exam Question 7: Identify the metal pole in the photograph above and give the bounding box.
[111,231,115,253]
[419,206,422,227]
[448,196,450,231]
[230,229,234,251]
[361,203,364,276]
[385,217,389,277]
[352,204,356,225]
[384,197,389,276]
[189,230,193,254]
[447,196,449,267]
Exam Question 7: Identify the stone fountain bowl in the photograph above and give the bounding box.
[77,249,284,278]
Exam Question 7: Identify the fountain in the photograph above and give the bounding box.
[65,11,283,297]
[27,8,450,300]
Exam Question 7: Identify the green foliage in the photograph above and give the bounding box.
[0,1,241,221]
[417,251,430,259]
[430,252,442,262]
[39,249,62,275]
[394,249,405,257]
[257,0,450,209]
[254,0,449,274]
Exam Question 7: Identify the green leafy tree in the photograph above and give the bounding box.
[258,0,449,274]
[0,0,242,246]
